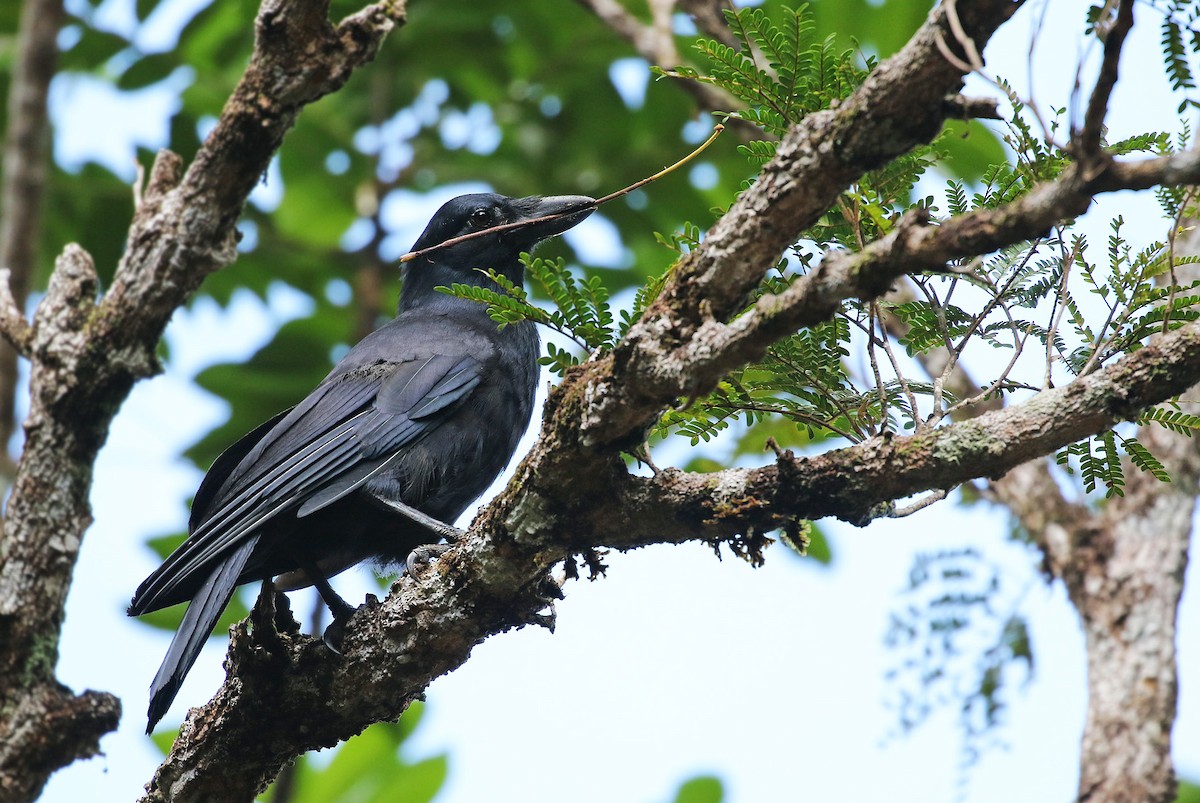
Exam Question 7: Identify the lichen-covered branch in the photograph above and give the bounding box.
[3,0,1192,800]
[0,1,404,799]
[139,293,1200,802]
[579,0,1024,448]
[0,246,121,803]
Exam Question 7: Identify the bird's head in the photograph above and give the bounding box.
[400,193,595,311]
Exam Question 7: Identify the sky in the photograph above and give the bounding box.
[31,0,1200,801]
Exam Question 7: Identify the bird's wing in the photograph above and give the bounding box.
[187,408,293,533]
[129,352,484,614]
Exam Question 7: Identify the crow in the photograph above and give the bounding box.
[129,192,594,732]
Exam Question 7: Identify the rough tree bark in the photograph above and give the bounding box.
[0,0,62,484]
[0,0,1194,801]
[0,0,404,800]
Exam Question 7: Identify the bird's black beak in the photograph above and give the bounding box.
[511,195,595,244]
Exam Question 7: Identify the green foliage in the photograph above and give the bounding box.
[884,549,1033,773]
[438,253,620,376]
[671,775,725,803]
[1177,779,1200,803]
[1138,405,1200,435]
[1158,1,1200,113]
[151,703,446,803]
[659,4,869,140]
[261,705,446,803]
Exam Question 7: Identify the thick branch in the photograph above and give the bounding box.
[0,0,59,481]
[599,315,1200,539]
[0,1,404,799]
[580,0,1024,448]
[142,288,1200,800]
[0,246,119,803]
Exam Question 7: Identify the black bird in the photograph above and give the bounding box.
[129,192,594,732]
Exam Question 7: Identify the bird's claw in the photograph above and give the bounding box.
[405,542,452,575]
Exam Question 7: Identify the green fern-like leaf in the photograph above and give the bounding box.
[1139,406,1200,436]
[1163,16,1195,95]
[1121,435,1172,482]
[436,280,552,329]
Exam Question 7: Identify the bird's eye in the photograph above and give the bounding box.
[468,208,492,228]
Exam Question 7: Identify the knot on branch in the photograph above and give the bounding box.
[137,150,183,214]
[251,0,404,110]
[0,684,120,798]
[31,245,97,359]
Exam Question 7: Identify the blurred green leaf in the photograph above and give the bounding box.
[1177,780,1200,803]
[264,704,447,803]
[149,727,177,756]
[672,775,724,803]
[812,0,928,57]
[57,27,130,73]
[940,119,1009,183]
[117,52,181,90]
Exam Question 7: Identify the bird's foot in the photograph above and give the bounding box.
[320,592,356,654]
[298,560,357,654]
[405,542,452,575]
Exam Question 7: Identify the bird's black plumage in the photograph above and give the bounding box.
[129,192,594,732]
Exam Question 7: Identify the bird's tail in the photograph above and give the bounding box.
[146,536,258,733]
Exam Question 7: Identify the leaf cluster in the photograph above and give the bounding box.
[1154,0,1200,113]
[657,4,868,142]
[883,549,1033,777]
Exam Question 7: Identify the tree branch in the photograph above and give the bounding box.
[140,287,1200,801]
[578,0,1025,448]
[1074,0,1135,157]
[660,146,1200,403]
[0,1,404,799]
[0,0,60,484]
[572,0,763,140]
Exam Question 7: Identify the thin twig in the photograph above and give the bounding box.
[397,124,725,264]
[872,301,922,430]
[1043,233,1078,388]
[1075,0,1134,157]
[890,489,949,517]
